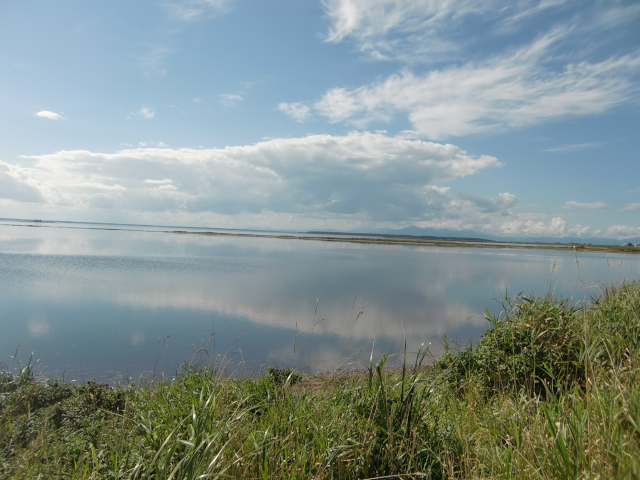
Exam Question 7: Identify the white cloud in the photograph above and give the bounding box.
[166,0,233,21]
[220,94,242,107]
[9,133,614,238]
[427,185,449,195]
[543,142,602,153]
[323,0,574,63]
[562,201,607,209]
[144,179,174,185]
[607,225,640,239]
[0,161,60,204]
[591,3,640,30]
[16,132,499,223]
[73,182,126,191]
[36,111,63,120]
[497,0,569,31]
[139,107,155,119]
[620,203,640,212]
[316,2,640,139]
[313,31,640,139]
[278,102,311,122]
[323,0,494,62]
[460,192,518,214]
[498,216,589,237]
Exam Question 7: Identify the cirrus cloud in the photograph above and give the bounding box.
[165,0,233,21]
[312,1,640,140]
[324,0,504,62]
[562,201,607,209]
[313,34,640,139]
[322,0,639,65]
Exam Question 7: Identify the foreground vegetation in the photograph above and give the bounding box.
[1,281,639,479]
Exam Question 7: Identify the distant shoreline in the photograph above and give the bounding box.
[169,229,640,254]
[2,220,639,255]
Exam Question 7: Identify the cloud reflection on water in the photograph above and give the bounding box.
[1,222,638,382]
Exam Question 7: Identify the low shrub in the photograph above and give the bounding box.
[435,293,585,397]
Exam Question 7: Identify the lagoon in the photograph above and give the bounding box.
[1,220,638,383]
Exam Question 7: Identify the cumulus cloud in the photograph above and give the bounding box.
[9,133,610,237]
[313,32,640,139]
[15,132,500,223]
[278,102,311,122]
[607,225,640,239]
[220,94,242,107]
[562,201,607,209]
[36,111,63,120]
[499,216,589,237]
[620,203,640,212]
[0,161,59,204]
[139,107,155,119]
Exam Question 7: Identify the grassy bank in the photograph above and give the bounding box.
[1,281,639,479]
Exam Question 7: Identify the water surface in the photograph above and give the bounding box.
[1,220,638,383]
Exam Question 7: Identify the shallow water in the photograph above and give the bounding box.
[1,220,638,383]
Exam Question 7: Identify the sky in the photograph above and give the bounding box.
[0,0,639,239]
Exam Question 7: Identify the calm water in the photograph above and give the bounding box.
[1,221,638,383]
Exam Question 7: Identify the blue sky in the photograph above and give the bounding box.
[1,0,639,238]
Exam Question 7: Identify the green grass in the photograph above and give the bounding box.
[1,281,639,479]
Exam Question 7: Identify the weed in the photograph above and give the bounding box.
[1,280,639,479]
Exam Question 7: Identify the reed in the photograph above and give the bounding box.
[1,281,639,479]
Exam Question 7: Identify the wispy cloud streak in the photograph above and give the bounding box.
[562,201,607,209]
[314,31,640,138]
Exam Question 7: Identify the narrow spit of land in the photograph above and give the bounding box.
[171,229,640,254]
[3,220,639,254]
[2,281,639,479]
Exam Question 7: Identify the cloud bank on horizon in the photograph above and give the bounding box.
[0,0,638,239]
